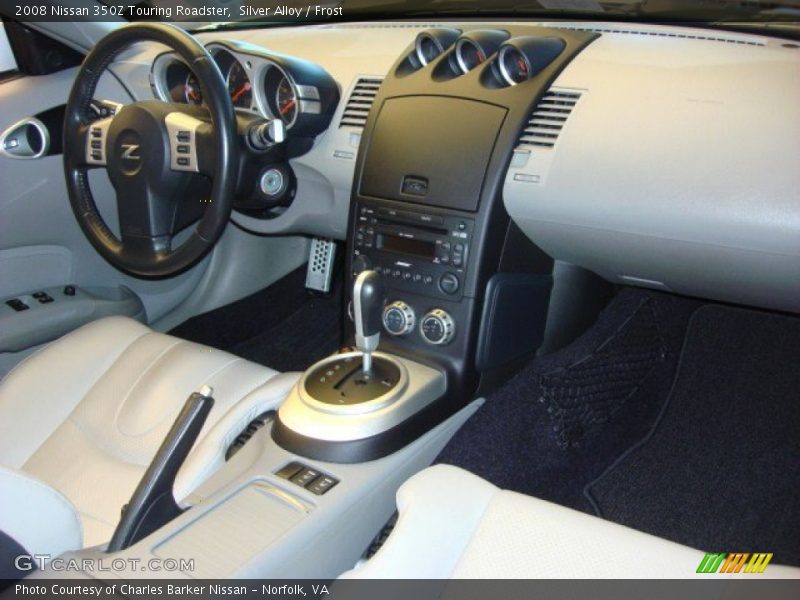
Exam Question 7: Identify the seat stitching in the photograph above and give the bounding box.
[108,336,185,437]
[16,328,151,470]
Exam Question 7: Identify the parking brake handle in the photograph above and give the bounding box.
[106,385,215,552]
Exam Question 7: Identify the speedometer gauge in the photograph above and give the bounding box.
[227,61,252,108]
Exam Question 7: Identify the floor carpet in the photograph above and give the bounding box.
[169,265,344,372]
[587,304,800,565]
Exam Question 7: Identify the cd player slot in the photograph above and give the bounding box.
[376,217,448,236]
[375,207,448,234]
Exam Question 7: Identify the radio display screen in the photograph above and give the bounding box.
[378,234,435,259]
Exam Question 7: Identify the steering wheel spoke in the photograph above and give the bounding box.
[120,230,172,262]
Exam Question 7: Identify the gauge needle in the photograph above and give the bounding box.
[280,99,296,115]
[231,81,251,102]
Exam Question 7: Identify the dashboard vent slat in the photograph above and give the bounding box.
[517,89,582,149]
[339,77,383,129]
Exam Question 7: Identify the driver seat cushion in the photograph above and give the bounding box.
[0,316,298,550]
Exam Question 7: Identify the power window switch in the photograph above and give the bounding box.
[37,293,54,304]
[290,467,320,487]
[275,461,305,480]
[63,285,76,296]
[5,299,29,312]
[306,475,339,496]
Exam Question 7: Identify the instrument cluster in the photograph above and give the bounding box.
[150,41,338,135]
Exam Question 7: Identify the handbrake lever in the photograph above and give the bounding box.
[107,385,215,552]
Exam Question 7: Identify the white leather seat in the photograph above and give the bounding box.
[0,316,298,554]
[342,464,800,579]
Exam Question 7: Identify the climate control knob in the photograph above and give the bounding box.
[420,309,455,345]
[383,301,416,336]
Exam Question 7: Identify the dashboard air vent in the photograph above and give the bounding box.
[339,77,383,129]
[517,89,582,149]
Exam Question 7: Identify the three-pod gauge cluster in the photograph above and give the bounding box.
[402,28,566,87]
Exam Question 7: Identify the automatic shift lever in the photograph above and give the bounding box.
[353,270,386,372]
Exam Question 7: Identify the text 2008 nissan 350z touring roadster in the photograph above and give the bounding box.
[0,0,799,591]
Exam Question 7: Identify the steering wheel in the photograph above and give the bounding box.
[63,23,238,278]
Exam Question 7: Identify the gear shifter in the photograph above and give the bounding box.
[353,270,386,372]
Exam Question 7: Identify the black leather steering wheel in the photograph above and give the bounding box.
[64,23,238,278]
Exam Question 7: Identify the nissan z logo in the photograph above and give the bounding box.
[120,144,140,161]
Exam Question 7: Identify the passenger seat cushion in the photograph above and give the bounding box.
[341,465,800,579]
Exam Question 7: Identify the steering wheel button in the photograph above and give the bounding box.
[177,157,190,166]
[177,144,190,154]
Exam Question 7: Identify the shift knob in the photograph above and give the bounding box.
[353,270,386,371]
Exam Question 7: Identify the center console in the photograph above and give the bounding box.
[272,25,599,462]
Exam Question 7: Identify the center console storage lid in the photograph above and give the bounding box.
[360,96,506,212]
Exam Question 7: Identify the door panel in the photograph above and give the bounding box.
[0,66,209,370]
[0,46,310,378]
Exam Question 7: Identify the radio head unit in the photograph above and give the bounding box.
[353,204,473,300]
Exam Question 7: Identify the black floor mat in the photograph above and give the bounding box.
[169,265,344,372]
[586,305,800,565]
[437,287,700,512]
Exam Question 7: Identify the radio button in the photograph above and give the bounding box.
[383,301,416,336]
[423,275,433,285]
[439,273,460,295]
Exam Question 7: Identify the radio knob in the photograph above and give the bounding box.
[383,301,416,336]
[420,309,455,345]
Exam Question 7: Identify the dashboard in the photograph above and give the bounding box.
[107,21,800,315]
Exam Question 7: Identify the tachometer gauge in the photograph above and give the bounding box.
[275,76,298,127]
[227,61,252,108]
[184,72,203,105]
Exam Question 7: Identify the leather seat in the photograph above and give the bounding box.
[341,465,800,579]
[0,316,298,555]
